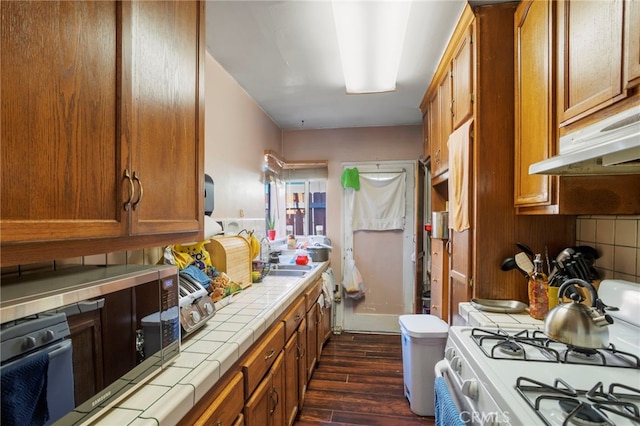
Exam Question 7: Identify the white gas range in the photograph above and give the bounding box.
[436,279,640,425]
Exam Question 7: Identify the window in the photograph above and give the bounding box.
[285,180,326,236]
[264,151,327,238]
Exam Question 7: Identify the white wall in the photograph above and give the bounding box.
[204,52,282,221]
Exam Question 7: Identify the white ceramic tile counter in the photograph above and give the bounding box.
[96,262,329,425]
[458,302,544,330]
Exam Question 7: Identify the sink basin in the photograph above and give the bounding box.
[271,264,314,271]
[268,269,307,277]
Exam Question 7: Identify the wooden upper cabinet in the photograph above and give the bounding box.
[126,1,203,236]
[1,1,124,242]
[557,0,625,125]
[422,112,429,160]
[0,1,204,266]
[514,0,640,216]
[626,0,640,88]
[429,70,452,179]
[514,0,555,209]
[452,23,474,130]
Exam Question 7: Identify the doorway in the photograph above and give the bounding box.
[340,161,416,333]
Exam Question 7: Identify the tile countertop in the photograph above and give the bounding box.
[458,302,544,330]
[97,262,329,426]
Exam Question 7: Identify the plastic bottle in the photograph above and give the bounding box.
[528,253,549,320]
[287,234,295,250]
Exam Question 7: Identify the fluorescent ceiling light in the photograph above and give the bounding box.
[332,0,412,94]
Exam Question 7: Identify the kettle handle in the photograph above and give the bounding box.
[558,278,597,307]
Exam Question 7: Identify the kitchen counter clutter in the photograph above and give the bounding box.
[96,262,330,425]
[458,302,544,330]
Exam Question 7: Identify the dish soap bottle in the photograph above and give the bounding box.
[528,253,549,320]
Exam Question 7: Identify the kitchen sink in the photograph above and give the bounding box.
[270,264,314,271]
[267,269,307,277]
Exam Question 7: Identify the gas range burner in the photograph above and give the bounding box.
[470,328,640,369]
[516,377,640,426]
[471,328,561,362]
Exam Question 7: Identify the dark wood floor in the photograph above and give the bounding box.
[295,333,436,426]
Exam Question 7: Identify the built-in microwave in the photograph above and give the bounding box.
[0,264,180,426]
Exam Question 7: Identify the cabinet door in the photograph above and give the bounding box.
[1,1,125,243]
[244,373,271,426]
[428,94,441,176]
[297,318,307,410]
[126,1,203,235]
[452,24,474,130]
[284,334,298,426]
[557,0,625,124]
[67,309,104,406]
[429,239,449,321]
[305,304,318,382]
[430,71,452,178]
[626,0,640,88]
[514,0,555,208]
[438,69,452,176]
[449,229,471,325]
[322,305,332,343]
[270,352,285,426]
[422,111,429,160]
[194,372,244,426]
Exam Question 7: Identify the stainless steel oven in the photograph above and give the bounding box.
[0,264,180,425]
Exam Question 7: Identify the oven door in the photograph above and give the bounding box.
[1,338,75,426]
[435,359,508,425]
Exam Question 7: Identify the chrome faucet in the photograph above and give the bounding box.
[259,237,271,263]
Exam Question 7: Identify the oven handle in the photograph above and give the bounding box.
[435,359,448,378]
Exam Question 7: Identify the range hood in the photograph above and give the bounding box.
[529,105,640,175]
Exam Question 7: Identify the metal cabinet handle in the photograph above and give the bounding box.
[265,348,275,360]
[269,388,279,414]
[132,171,143,211]
[296,343,306,359]
[123,169,134,211]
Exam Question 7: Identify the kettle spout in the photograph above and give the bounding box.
[591,311,614,327]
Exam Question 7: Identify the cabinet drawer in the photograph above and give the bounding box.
[242,322,284,398]
[194,372,244,426]
[282,297,305,341]
[304,279,322,312]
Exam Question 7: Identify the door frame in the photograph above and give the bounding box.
[337,160,417,333]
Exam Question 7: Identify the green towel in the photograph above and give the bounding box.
[341,167,360,190]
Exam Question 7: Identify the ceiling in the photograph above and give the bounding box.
[205,1,499,130]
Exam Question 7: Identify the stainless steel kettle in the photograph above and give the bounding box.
[544,278,615,349]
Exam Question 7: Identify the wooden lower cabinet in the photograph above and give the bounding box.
[297,317,308,410]
[305,304,318,381]
[193,372,244,426]
[182,274,330,426]
[284,333,299,426]
[245,352,284,426]
[429,238,449,322]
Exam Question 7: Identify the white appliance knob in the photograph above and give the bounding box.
[203,302,214,314]
[445,347,456,360]
[42,329,55,343]
[190,310,201,323]
[23,336,36,350]
[462,379,479,400]
[451,356,462,373]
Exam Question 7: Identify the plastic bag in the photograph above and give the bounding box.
[343,257,365,300]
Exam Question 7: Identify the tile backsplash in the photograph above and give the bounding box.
[576,215,639,283]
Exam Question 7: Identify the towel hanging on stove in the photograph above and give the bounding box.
[434,377,464,426]
[1,352,50,426]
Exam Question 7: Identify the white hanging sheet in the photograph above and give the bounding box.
[352,171,406,231]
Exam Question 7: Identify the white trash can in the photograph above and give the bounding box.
[399,314,449,416]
